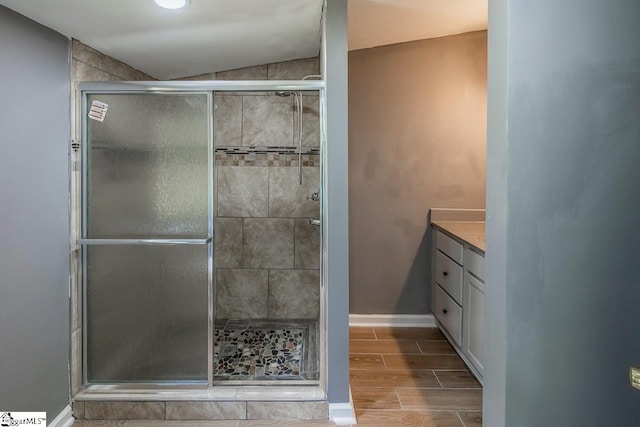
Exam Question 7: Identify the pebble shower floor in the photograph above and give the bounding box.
[213,327,306,381]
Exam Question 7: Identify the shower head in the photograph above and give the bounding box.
[275,91,292,97]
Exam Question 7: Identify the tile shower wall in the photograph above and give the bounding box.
[182,58,322,321]
[69,40,154,396]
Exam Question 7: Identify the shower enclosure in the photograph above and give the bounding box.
[77,81,324,391]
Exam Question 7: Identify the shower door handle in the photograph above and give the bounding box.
[77,237,213,246]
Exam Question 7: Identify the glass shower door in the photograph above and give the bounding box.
[80,93,212,383]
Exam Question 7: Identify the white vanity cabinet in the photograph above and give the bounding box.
[433,227,485,382]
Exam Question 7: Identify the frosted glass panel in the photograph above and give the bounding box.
[86,94,209,238]
[87,245,208,382]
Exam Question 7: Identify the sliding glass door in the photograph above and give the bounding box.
[81,93,212,383]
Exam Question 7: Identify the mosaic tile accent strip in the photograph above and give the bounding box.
[215,146,320,167]
[213,327,305,381]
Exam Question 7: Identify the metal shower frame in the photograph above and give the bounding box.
[76,79,327,398]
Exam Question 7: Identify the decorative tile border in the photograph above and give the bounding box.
[215,146,320,167]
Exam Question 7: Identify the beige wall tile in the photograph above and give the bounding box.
[217,167,269,217]
[294,219,320,269]
[214,95,243,146]
[268,270,319,319]
[102,56,145,80]
[73,59,114,83]
[165,401,246,420]
[71,328,82,396]
[72,400,86,419]
[72,40,103,68]
[246,401,327,420]
[84,401,165,420]
[70,87,79,140]
[267,58,320,80]
[70,250,82,331]
[268,167,319,218]
[214,218,243,268]
[178,72,217,80]
[299,94,320,147]
[242,96,293,147]
[217,65,268,80]
[243,218,294,269]
[216,269,268,319]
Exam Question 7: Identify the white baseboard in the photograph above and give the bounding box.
[48,405,73,427]
[329,388,357,425]
[349,314,436,328]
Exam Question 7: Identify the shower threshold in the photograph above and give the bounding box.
[74,384,325,402]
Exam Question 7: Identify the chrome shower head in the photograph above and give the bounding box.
[275,91,292,97]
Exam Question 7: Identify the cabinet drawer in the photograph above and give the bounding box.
[435,250,463,304]
[435,230,463,264]
[465,248,485,282]
[434,284,462,346]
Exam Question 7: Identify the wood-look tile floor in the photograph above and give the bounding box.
[74,327,482,427]
[350,327,482,427]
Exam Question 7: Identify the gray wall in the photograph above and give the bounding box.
[0,5,70,418]
[324,0,350,404]
[349,32,487,314]
[485,0,640,425]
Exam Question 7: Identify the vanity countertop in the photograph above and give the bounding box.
[432,221,485,253]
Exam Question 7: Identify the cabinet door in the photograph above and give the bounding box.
[463,272,485,376]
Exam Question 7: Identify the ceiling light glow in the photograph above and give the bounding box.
[154,0,189,10]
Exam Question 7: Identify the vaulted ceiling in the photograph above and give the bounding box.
[0,0,487,80]
[349,0,487,51]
